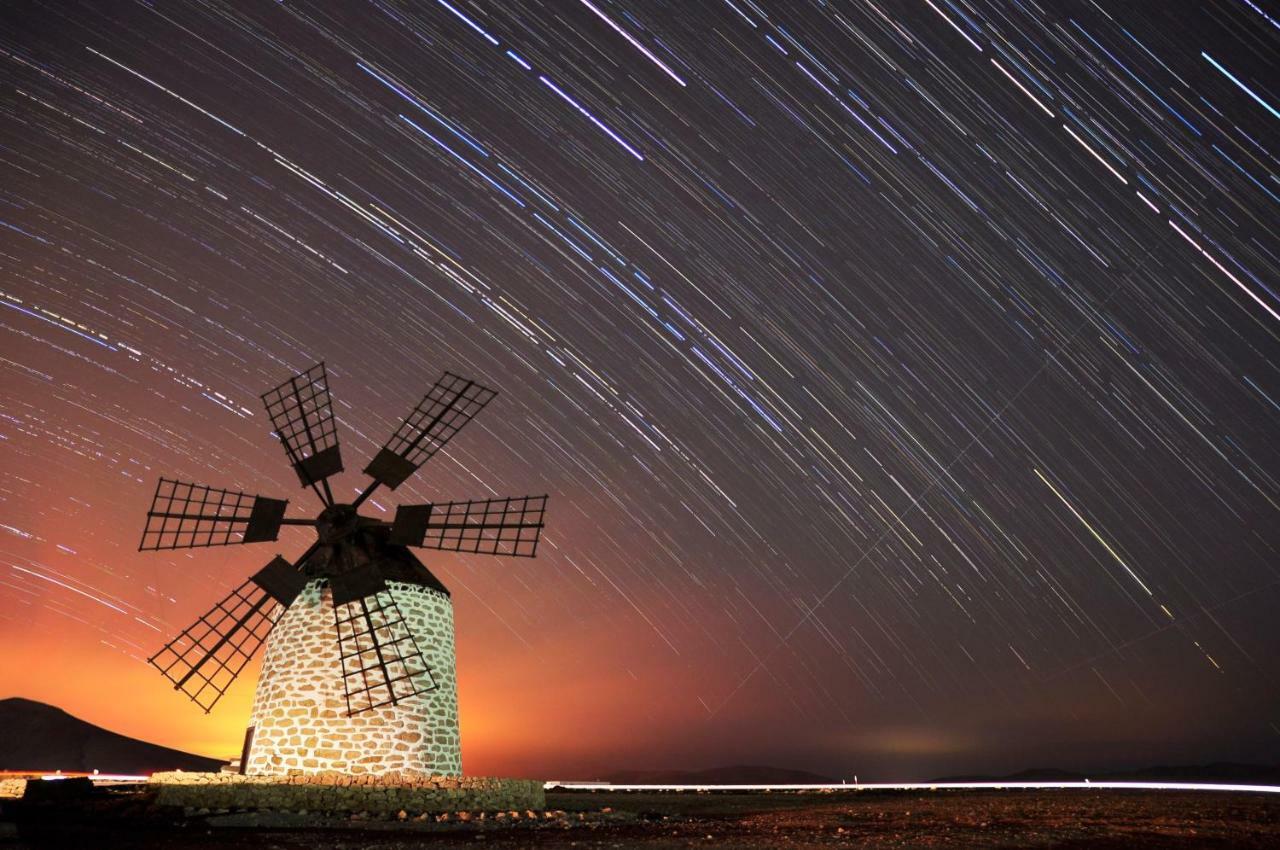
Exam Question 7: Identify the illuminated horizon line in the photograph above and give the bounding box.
[548,780,1280,795]
[25,775,1280,796]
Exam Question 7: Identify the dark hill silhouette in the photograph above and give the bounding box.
[0,697,221,774]
[606,762,1280,786]
[933,763,1280,784]
[608,765,835,785]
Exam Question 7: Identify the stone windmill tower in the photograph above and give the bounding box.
[139,362,546,777]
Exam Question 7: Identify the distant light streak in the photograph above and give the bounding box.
[1201,52,1280,120]
[537,76,644,160]
[496,163,559,210]
[85,47,245,136]
[504,50,532,70]
[991,58,1054,117]
[1069,20,1200,136]
[0,298,117,350]
[0,218,50,245]
[1062,123,1128,184]
[400,115,525,207]
[923,0,983,51]
[1033,468,1153,597]
[1239,0,1280,31]
[273,156,407,243]
[357,61,489,157]
[721,0,756,28]
[532,212,593,261]
[1168,220,1280,323]
[1135,191,1160,213]
[1244,375,1280,414]
[9,565,128,615]
[435,0,499,46]
[801,74,895,152]
[574,0,687,87]
[1212,143,1280,205]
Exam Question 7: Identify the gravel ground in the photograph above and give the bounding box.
[2,787,1276,848]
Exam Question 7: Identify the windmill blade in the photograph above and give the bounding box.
[363,372,497,490]
[333,590,436,715]
[388,495,546,558]
[139,478,291,551]
[148,556,308,712]
[261,361,343,499]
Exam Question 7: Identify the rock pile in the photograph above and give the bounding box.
[150,770,544,814]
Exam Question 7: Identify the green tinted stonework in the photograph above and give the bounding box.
[149,771,544,813]
[244,579,461,776]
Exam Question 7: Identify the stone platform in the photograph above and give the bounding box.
[150,771,544,815]
[0,778,26,799]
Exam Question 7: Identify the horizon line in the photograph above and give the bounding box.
[547,780,1280,795]
[21,774,1280,796]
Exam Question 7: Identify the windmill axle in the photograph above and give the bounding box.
[316,503,363,544]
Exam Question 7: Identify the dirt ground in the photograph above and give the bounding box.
[3,787,1276,848]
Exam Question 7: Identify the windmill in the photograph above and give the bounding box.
[140,362,546,776]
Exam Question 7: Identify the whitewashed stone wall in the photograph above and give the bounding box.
[244,579,460,777]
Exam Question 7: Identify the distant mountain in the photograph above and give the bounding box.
[933,763,1280,784]
[606,761,1280,787]
[932,767,1090,783]
[608,765,836,785]
[1112,763,1280,784]
[0,697,222,774]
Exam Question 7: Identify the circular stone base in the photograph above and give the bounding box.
[150,772,544,814]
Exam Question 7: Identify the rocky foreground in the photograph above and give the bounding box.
[1,784,1276,848]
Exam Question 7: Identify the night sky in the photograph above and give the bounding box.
[1,0,1278,781]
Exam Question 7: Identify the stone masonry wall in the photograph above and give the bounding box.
[244,579,460,776]
[150,771,544,814]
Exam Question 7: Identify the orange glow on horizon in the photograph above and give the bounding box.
[1,575,722,779]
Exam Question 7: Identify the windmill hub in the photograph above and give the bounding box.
[316,503,360,544]
[139,361,547,778]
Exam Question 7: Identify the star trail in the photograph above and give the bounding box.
[1,1,1277,778]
